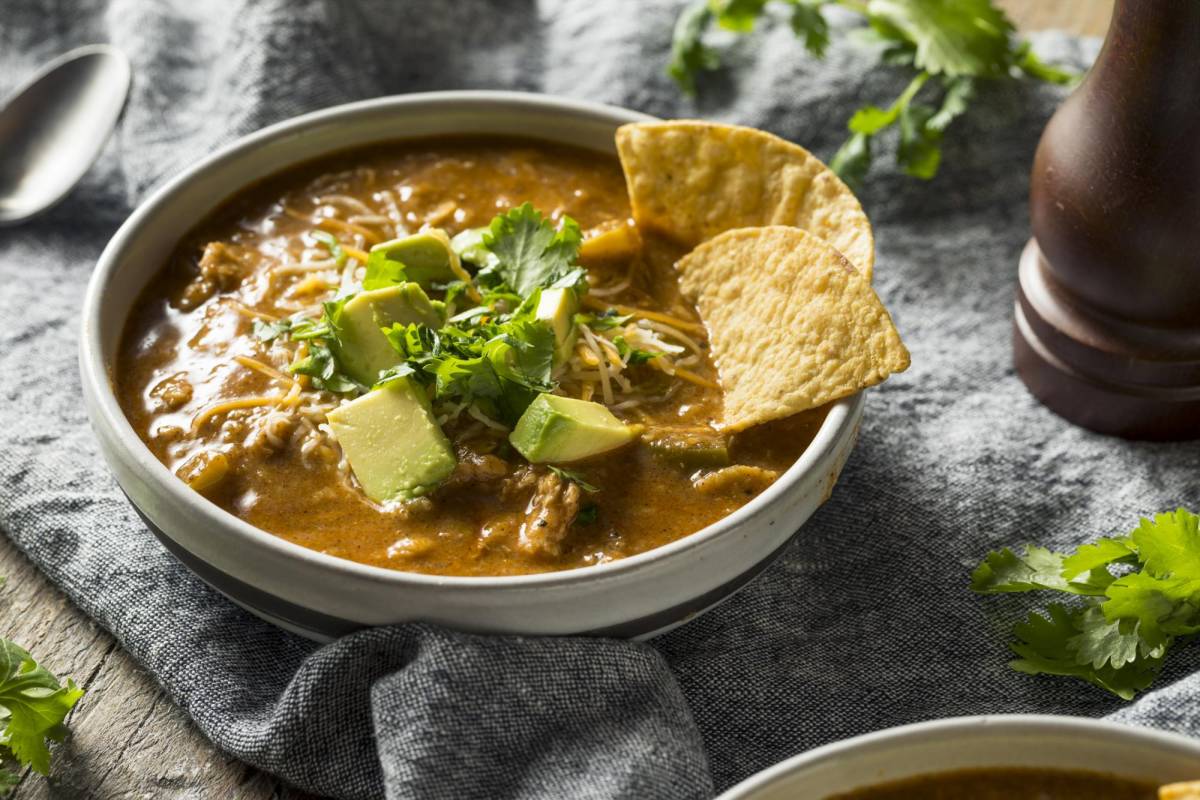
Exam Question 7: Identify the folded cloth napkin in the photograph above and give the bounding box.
[3,1,1198,798]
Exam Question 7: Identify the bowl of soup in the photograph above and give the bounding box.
[715,715,1200,799]
[80,92,903,639]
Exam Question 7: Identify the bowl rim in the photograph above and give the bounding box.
[714,713,1200,798]
[80,89,861,590]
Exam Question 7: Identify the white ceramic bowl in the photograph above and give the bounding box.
[80,91,864,641]
[717,715,1200,798]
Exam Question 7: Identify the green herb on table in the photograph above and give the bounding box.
[0,638,84,786]
[668,0,1079,186]
[972,508,1200,700]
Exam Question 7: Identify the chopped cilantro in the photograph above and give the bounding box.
[576,504,600,526]
[973,508,1200,700]
[482,203,586,297]
[0,638,84,779]
[548,466,600,493]
[311,230,347,267]
[383,313,558,427]
[668,0,1079,183]
[363,248,408,290]
[612,335,659,366]
[667,2,720,95]
[577,310,633,332]
[252,318,293,342]
[287,338,362,395]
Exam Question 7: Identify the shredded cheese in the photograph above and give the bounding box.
[673,367,721,390]
[580,325,615,405]
[234,355,292,385]
[192,395,284,430]
[581,296,708,335]
[317,216,383,245]
[227,301,279,321]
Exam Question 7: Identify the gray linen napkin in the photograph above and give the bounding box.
[4,2,1199,798]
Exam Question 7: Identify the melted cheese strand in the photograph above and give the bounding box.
[192,396,284,430]
[233,355,292,385]
[581,296,707,335]
[317,216,383,245]
[580,325,615,405]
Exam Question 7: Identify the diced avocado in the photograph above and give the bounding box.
[336,284,441,386]
[509,393,635,464]
[327,379,456,503]
[579,220,642,263]
[646,430,730,469]
[536,288,578,366]
[368,229,459,288]
[449,226,497,269]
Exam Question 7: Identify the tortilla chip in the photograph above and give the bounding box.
[1161,782,1200,800]
[676,226,908,431]
[616,120,875,280]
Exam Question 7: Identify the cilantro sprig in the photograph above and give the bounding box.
[668,0,1078,185]
[258,205,588,428]
[0,636,83,786]
[973,508,1200,700]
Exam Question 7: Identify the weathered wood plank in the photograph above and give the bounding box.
[0,534,296,799]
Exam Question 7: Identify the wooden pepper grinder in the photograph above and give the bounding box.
[1013,0,1200,440]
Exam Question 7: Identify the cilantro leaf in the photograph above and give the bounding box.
[1103,572,1200,648]
[712,0,768,32]
[576,310,633,332]
[252,318,293,342]
[1013,40,1079,86]
[612,335,660,366]
[667,0,1079,184]
[1066,605,1161,671]
[1129,509,1200,580]
[668,1,720,95]
[384,315,559,427]
[548,466,600,493]
[483,204,584,299]
[0,639,84,775]
[829,131,872,190]
[311,230,347,267]
[970,546,1108,596]
[363,249,408,290]
[974,508,1200,700]
[449,227,498,270]
[1060,537,1136,582]
[865,0,1014,78]
[897,101,941,179]
[1009,604,1162,701]
[926,75,975,132]
[288,341,361,394]
[789,0,830,57]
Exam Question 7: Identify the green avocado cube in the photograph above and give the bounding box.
[509,393,635,464]
[368,230,458,288]
[536,288,578,366]
[326,379,456,503]
[336,284,441,386]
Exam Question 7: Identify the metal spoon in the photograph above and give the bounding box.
[0,45,131,226]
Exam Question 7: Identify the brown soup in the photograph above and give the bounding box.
[829,767,1159,799]
[118,137,823,576]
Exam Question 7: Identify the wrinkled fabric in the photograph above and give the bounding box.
[3,2,1196,799]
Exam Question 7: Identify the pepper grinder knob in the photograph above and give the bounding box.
[1013,0,1200,440]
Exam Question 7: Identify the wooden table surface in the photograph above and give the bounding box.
[1,3,1112,797]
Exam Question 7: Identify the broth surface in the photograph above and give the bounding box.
[118,137,824,576]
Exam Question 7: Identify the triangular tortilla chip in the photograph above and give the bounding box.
[616,120,875,280]
[676,226,908,431]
